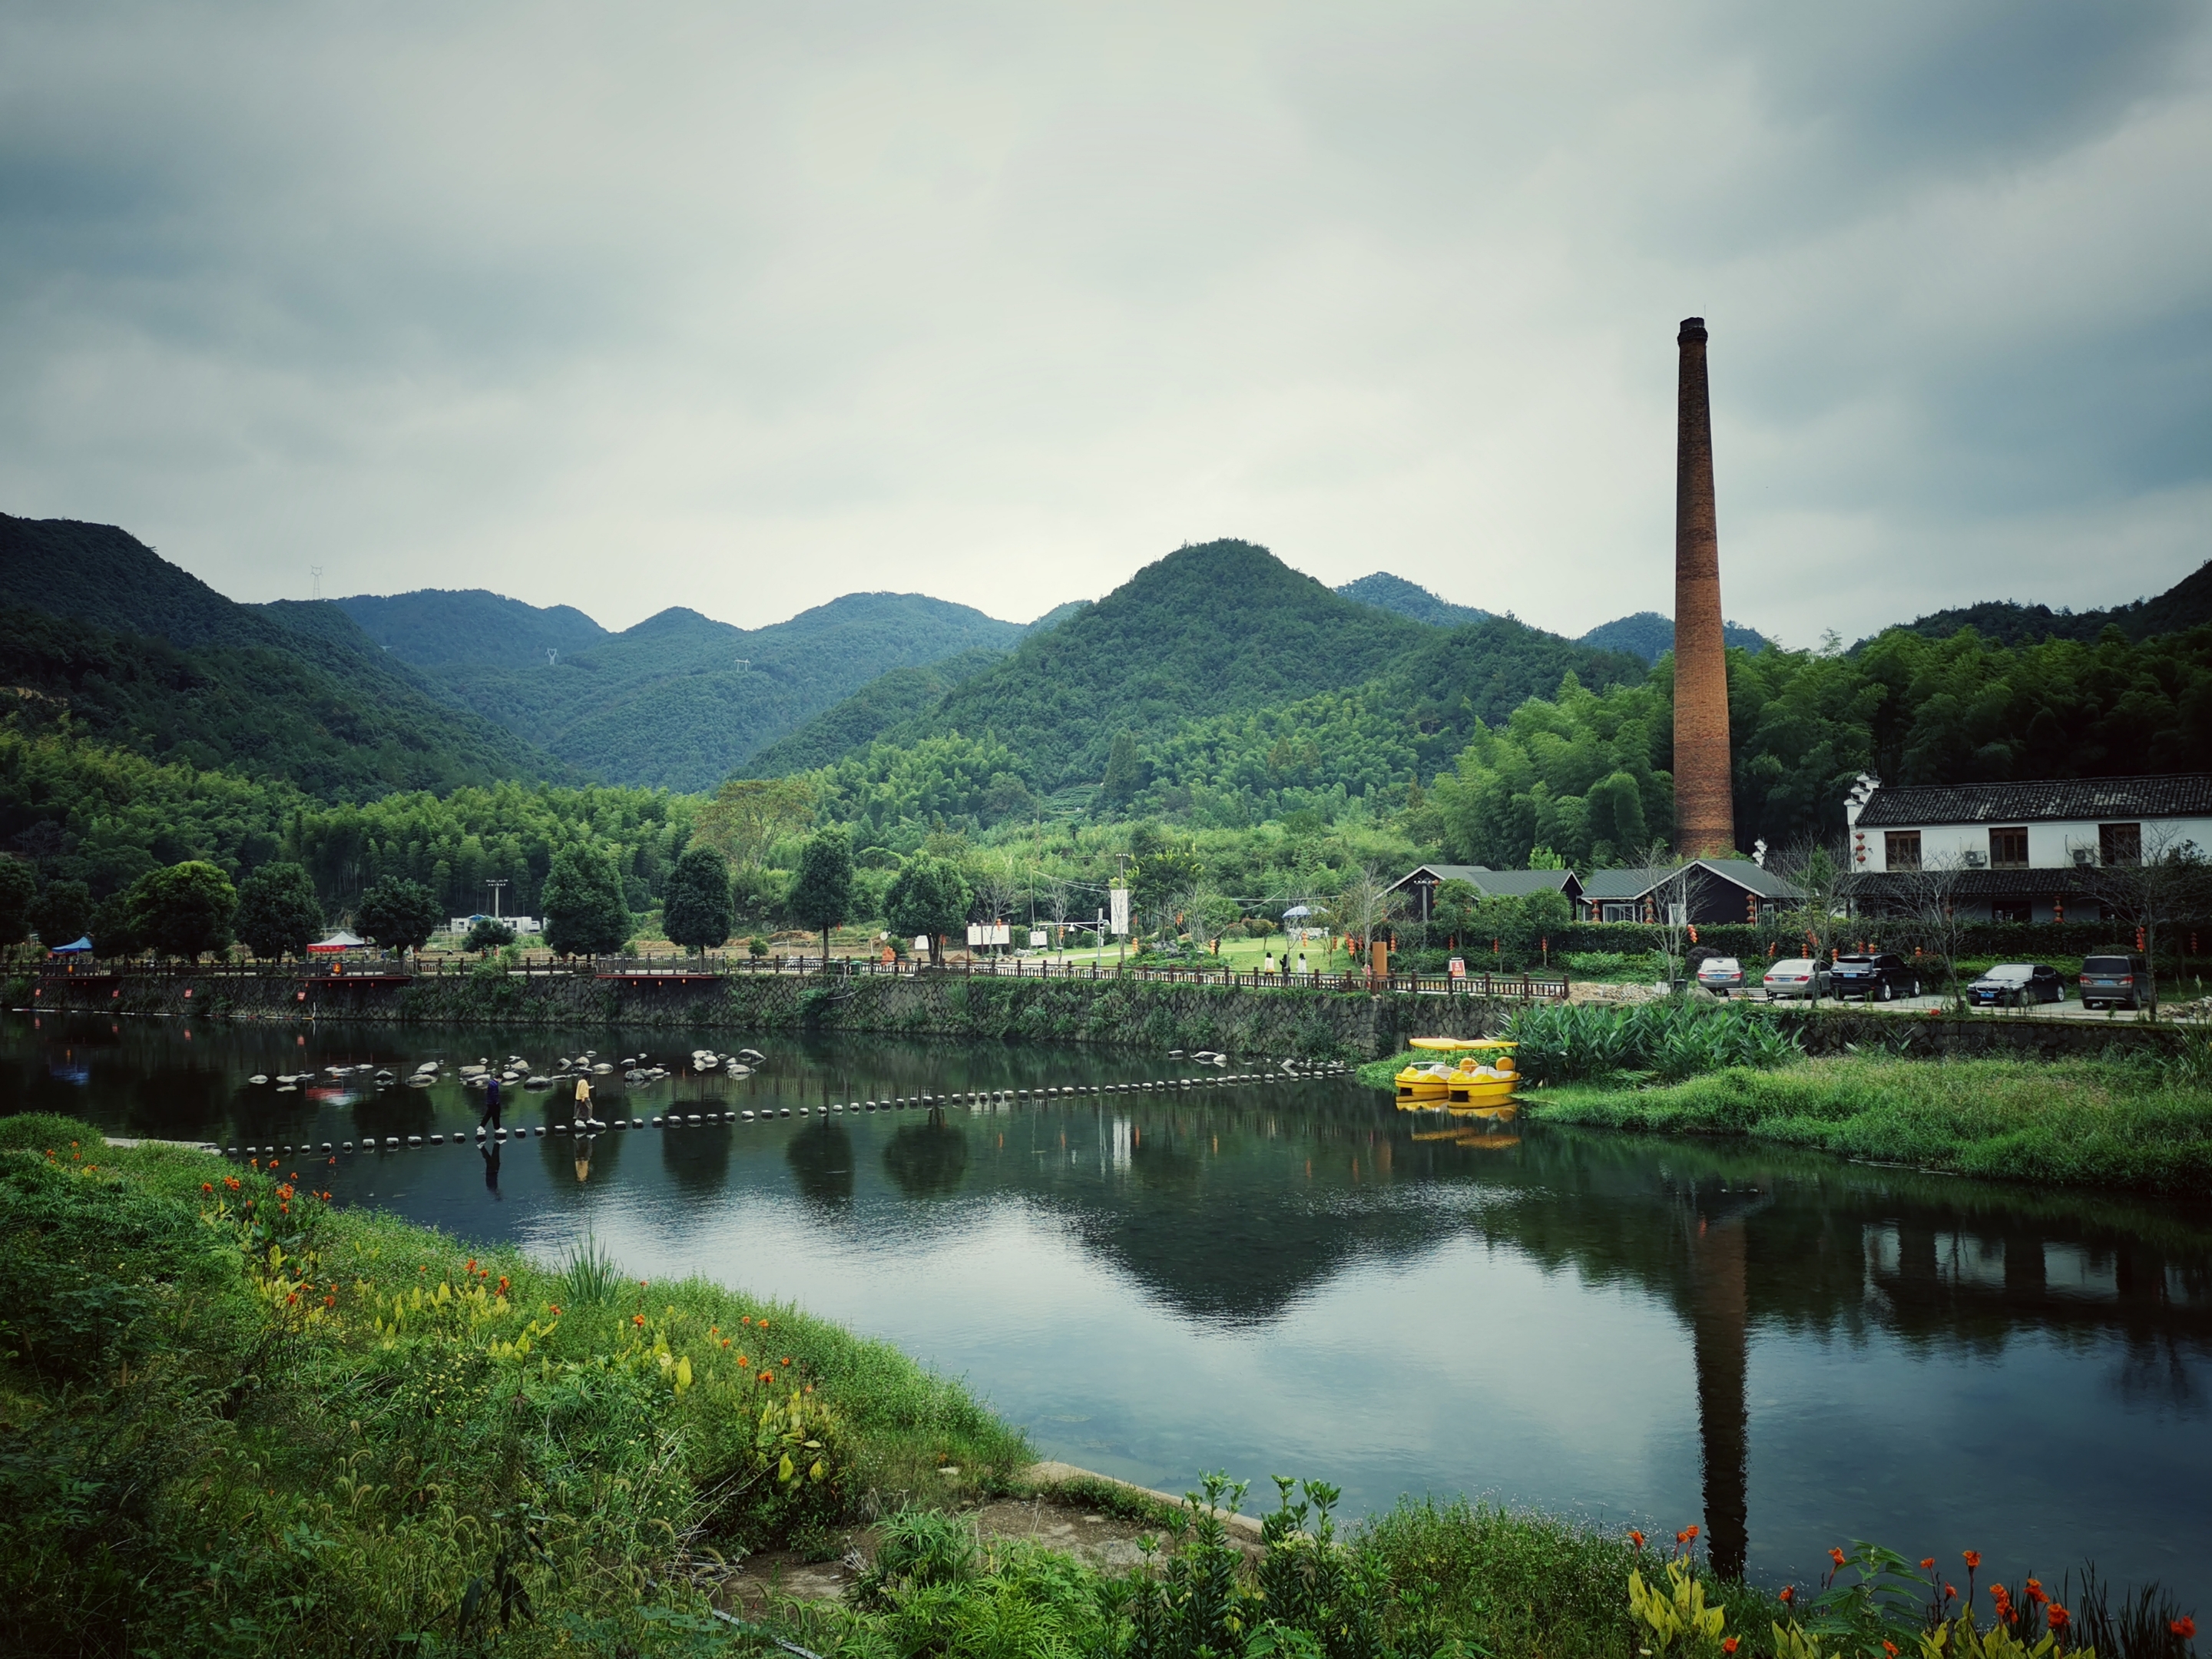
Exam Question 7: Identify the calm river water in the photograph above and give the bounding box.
[8,1012,2210,1606]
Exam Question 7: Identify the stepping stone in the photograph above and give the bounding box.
[408,1135,422,1147]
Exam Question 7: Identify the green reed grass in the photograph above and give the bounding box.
[1535,1054,2212,1194]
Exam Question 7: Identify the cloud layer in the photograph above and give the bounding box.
[3,1,2206,643]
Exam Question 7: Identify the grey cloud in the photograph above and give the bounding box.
[0,1,2205,644]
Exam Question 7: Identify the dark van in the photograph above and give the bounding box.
[2080,953,2149,1011]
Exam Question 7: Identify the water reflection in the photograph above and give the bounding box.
[5,1012,2210,1601]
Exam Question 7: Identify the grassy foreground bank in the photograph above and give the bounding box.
[4,1115,2192,1659]
[1360,1043,2212,1195]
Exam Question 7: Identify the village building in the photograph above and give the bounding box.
[1846,773,2212,923]
[1385,864,1582,921]
[1572,859,1796,926]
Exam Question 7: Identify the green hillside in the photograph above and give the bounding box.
[860,541,1448,792]
[0,517,561,796]
[792,544,1649,834]
[749,645,1011,777]
[1335,571,1492,628]
[334,588,610,667]
[1887,557,2212,648]
[416,591,1028,791]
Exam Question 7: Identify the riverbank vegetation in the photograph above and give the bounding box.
[4,1116,2200,1657]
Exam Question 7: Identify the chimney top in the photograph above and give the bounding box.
[1678,316,1707,343]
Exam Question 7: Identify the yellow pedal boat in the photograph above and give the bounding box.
[1395,1062,1455,1104]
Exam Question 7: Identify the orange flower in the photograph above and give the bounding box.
[722,1339,730,1348]
[467,1259,477,1273]
[202,1182,214,1194]
[633,1313,646,1327]
[496,1277,509,1296]
[1779,1588,1794,1605]
[2170,1618,2194,1641]
[548,1304,561,1316]
[2027,1581,2048,1606]
[1883,1644,1898,1657]
[1629,1530,1645,1550]
[1922,1559,1937,1571]
[1724,1641,1740,1655]
[1945,1586,1959,1603]
[736,1354,747,1366]
[2048,1607,2071,1634]
[742,1316,752,1326]
[1830,1548,1847,1569]
[781,1356,791,1366]
[1963,1551,1982,1570]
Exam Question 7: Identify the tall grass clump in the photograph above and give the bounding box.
[1507,1000,1804,1084]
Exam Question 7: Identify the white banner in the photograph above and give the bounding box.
[1109,887,1130,935]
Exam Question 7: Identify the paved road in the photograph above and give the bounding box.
[1720,988,2207,1024]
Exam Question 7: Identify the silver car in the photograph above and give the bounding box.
[1761,958,1832,1000]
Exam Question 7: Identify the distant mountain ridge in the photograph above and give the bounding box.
[1885,558,2212,649]
[336,587,1032,792]
[1578,611,1770,664]
[1334,572,1492,628]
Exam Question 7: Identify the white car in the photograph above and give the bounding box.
[1761,958,1832,1000]
[1695,956,1744,996]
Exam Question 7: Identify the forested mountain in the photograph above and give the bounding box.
[0,516,561,794]
[1576,611,1770,664]
[748,646,1011,777]
[1334,571,1492,628]
[335,588,611,667]
[402,591,1028,791]
[1888,557,2212,647]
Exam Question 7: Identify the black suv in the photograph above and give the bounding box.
[2080,953,2149,1011]
[1830,952,1921,1002]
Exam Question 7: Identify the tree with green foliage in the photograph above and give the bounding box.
[1099,730,1141,810]
[788,829,855,965]
[355,878,441,954]
[125,861,237,960]
[29,879,91,952]
[463,916,517,956]
[541,846,630,958]
[663,843,735,953]
[884,853,969,968]
[233,863,325,960]
[0,857,36,957]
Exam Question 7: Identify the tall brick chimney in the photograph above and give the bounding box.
[1673,316,1736,858]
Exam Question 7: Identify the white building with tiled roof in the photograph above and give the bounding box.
[1848,773,2212,922]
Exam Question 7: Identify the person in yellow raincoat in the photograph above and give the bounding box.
[572,1072,593,1128]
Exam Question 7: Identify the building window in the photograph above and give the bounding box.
[2099,822,2141,866]
[1991,900,2032,924]
[1885,831,1922,869]
[1989,826,2029,869]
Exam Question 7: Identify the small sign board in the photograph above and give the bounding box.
[1109,887,1130,935]
[1449,957,1465,978]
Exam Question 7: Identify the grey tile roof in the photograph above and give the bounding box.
[1575,859,1802,903]
[1392,864,1580,899]
[1852,869,2097,899]
[1695,859,1801,899]
[1579,868,1667,899]
[1856,774,2212,829]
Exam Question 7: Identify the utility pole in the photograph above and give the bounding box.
[485,878,509,920]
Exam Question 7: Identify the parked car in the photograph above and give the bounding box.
[1695,956,1745,996]
[1967,962,2066,1007]
[1760,958,1831,1000]
[1830,952,1922,1002]
[2080,952,2150,1011]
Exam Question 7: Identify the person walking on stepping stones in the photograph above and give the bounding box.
[572,1071,593,1129]
[480,1072,503,1135]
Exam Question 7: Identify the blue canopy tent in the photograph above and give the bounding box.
[47,936,93,955]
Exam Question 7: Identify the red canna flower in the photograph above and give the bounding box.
[548,1304,561,1316]
[2048,1607,2071,1634]
[1945,1587,1959,1603]
[1884,1644,1899,1657]
[781,1356,791,1366]
[1964,1551,1982,1570]
[2027,1581,2048,1605]
[632,1313,645,1327]
[1779,1588,1795,1605]
[2171,1619,2195,1641]
[1830,1548,1847,1569]
[202,1182,214,1194]
[1629,1530,1645,1550]
[1684,1525,1699,1540]
[496,1277,508,1296]
[1724,1641,1740,1655]
[1922,1559,1937,1571]
[467,1259,477,1273]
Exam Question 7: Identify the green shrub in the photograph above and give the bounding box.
[1506,1001,1803,1084]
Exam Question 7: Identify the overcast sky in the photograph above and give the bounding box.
[3,2,2207,646]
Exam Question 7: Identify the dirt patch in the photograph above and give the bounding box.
[708,1464,1257,1613]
